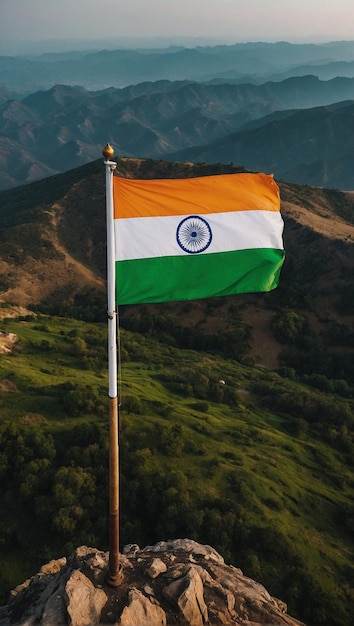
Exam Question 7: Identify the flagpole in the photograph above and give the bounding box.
[102,143,123,586]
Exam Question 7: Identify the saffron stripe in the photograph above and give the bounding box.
[113,173,280,219]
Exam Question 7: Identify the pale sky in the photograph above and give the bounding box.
[0,0,353,52]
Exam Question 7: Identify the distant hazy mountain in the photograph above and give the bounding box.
[1,76,354,190]
[166,100,354,190]
[0,86,22,105]
[268,60,354,82]
[1,40,354,92]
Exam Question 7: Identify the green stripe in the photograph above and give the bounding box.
[116,248,285,305]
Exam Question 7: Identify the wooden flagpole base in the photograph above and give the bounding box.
[106,395,123,587]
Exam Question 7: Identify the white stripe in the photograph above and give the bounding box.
[115,210,284,261]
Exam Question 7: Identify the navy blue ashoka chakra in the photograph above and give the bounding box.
[176,215,212,254]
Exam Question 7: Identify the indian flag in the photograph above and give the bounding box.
[113,172,285,305]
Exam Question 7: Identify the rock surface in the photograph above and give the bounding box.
[0,539,306,626]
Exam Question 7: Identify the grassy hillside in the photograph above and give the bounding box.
[0,312,353,626]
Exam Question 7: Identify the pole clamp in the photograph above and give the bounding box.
[104,160,117,173]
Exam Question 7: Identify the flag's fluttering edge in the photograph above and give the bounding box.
[113,172,285,305]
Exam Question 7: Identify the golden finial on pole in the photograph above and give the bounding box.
[102,143,114,161]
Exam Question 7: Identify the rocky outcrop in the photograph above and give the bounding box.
[0,539,306,626]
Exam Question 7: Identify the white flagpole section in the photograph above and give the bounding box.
[104,147,117,398]
[102,144,123,586]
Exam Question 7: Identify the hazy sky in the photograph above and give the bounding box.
[0,0,353,51]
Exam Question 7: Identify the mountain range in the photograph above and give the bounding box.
[1,74,354,190]
[167,99,354,189]
[2,40,354,92]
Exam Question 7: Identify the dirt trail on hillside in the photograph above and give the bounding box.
[47,203,105,290]
[0,202,105,307]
